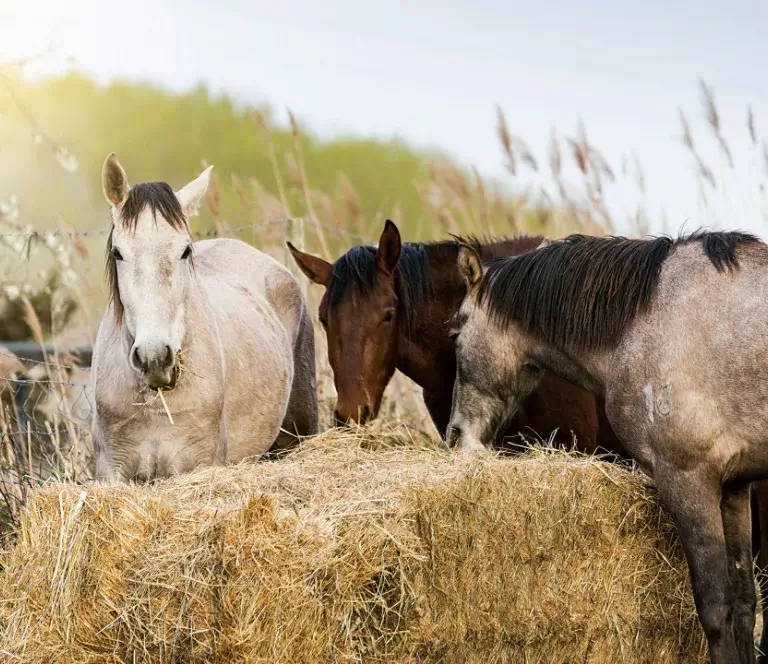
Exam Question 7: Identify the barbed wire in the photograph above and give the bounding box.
[0,217,372,383]
[0,217,371,243]
[1,374,93,458]
[0,350,89,374]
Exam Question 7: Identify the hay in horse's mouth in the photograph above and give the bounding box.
[156,388,174,425]
[176,349,204,381]
[148,359,181,392]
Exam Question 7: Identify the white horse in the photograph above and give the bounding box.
[91,154,317,482]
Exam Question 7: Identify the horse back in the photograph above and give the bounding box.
[606,240,768,472]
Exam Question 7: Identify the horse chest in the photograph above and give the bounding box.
[117,411,220,480]
[97,383,223,481]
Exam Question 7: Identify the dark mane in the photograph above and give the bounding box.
[477,230,760,352]
[326,243,437,336]
[327,235,541,336]
[105,182,189,323]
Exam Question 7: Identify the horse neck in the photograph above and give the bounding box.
[181,281,223,357]
[531,342,610,397]
[394,245,459,395]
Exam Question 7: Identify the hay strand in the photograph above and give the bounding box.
[156,388,174,426]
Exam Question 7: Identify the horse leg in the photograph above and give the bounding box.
[753,481,768,663]
[655,467,739,664]
[271,307,319,455]
[721,483,757,663]
[594,395,629,458]
[422,389,452,439]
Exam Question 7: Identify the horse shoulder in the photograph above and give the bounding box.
[195,243,301,342]
[191,243,297,441]
[607,244,768,471]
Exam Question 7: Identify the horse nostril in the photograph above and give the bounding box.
[162,344,174,370]
[360,405,372,424]
[131,345,147,372]
[447,425,462,448]
[130,344,174,376]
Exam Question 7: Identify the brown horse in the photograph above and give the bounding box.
[288,220,622,453]
[289,221,768,660]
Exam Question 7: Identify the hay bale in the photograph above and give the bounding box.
[0,425,706,663]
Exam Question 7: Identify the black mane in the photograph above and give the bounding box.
[477,230,760,352]
[326,241,457,336]
[327,234,545,336]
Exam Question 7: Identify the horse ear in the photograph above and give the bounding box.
[537,237,552,249]
[376,220,401,274]
[176,165,213,218]
[102,153,130,207]
[458,244,483,290]
[286,242,332,286]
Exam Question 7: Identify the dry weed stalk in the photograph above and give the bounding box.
[496,106,539,176]
[748,105,757,147]
[678,107,716,192]
[700,78,734,169]
[253,109,292,217]
[287,110,331,259]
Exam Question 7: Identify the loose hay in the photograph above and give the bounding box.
[0,424,706,663]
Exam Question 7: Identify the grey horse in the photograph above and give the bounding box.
[448,231,767,664]
[91,154,317,482]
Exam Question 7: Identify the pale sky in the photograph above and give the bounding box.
[2,0,767,235]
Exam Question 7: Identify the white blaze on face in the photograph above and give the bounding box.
[101,153,213,387]
[111,212,192,376]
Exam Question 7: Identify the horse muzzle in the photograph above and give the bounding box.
[145,365,179,390]
[446,420,489,454]
[130,342,179,390]
[333,404,374,427]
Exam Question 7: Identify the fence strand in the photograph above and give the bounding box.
[0,217,370,242]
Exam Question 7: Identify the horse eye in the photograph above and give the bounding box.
[382,310,394,324]
[111,247,123,261]
[181,245,193,260]
[523,362,542,374]
[449,329,459,343]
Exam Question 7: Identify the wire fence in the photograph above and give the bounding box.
[1,362,92,481]
[1,372,91,438]
[0,216,372,476]
[0,217,370,242]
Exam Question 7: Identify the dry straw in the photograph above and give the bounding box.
[0,423,705,663]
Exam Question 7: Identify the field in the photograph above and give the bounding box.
[0,72,765,661]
